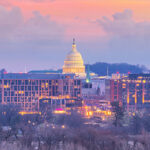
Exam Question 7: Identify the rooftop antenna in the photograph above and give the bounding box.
[107,66,109,77]
[25,65,27,73]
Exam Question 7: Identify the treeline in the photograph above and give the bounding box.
[86,62,148,76]
[111,102,150,134]
[26,62,148,76]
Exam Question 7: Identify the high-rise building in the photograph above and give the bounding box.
[110,74,150,110]
[0,73,81,112]
[63,39,86,78]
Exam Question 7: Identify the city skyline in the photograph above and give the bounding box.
[0,0,150,72]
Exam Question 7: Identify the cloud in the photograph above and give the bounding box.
[0,6,66,72]
[0,6,64,43]
[97,9,150,37]
[95,9,150,67]
[0,6,23,40]
[112,9,133,20]
[17,11,64,42]
[0,1,11,7]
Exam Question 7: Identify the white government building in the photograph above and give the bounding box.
[63,39,86,78]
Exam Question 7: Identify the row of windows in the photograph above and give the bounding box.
[1,79,80,86]
[3,85,80,91]
[2,80,59,85]
[3,85,60,91]
[4,97,39,102]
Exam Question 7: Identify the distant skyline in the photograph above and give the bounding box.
[0,0,150,72]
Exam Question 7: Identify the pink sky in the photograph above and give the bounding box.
[2,0,150,41]
[0,0,150,72]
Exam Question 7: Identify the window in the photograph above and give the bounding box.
[11,92,14,96]
[4,80,7,85]
[21,86,24,90]
[77,80,81,85]
[25,80,28,85]
[18,80,21,85]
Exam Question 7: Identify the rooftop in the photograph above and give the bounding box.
[0,73,75,80]
[128,74,150,80]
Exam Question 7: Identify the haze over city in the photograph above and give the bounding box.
[0,0,150,72]
[1,1,150,150]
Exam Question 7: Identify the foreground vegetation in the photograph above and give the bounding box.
[0,104,150,150]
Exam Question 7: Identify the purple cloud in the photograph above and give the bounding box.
[0,6,65,72]
[0,6,64,42]
[98,9,150,37]
[0,6,22,40]
[95,9,150,68]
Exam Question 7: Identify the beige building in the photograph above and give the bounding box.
[63,39,86,78]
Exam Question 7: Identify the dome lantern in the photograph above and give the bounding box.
[72,38,77,52]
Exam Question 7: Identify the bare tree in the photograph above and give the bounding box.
[111,102,124,127]
[0,104,20,127]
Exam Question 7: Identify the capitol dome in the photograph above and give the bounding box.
[63,39,86,77]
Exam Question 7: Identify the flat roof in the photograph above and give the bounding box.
[0,73,75,80]
[128,74,150,80]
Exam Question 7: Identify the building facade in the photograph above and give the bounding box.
[110,74,150,110]
[0,73,81,112]
[82,77,111,101]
